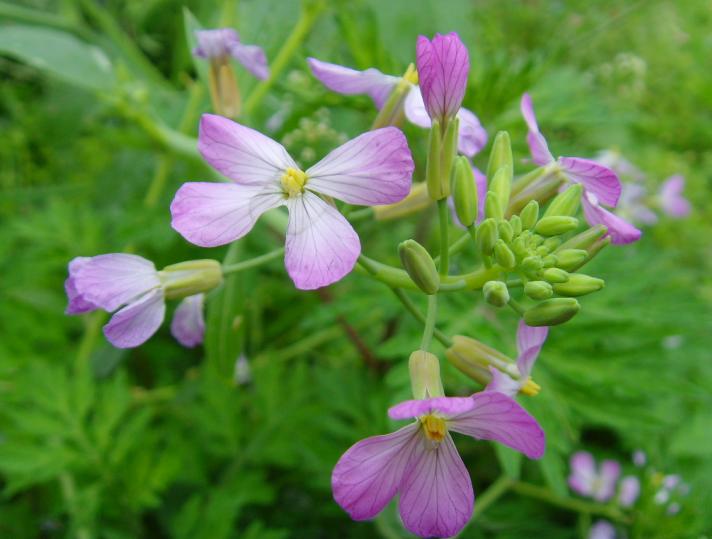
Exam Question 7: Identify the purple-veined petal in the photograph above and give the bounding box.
[332,423,419,521]
[595,460,621,502]
[416,33,470,121]
[527,131,555,166]
[485,366,521,399]
[284,192,360,290]
[229,41,269,80]
[559,157,621,207]
[457,107,488,157]
[448,392,545,459]
[588,520,616,539]
[568,451,596,496]
[516,321,548,378]
[65,257,98,314]
[170,182,284,248]
[198,114,297,185]
[193,28,239,59]
[388,396,477,420]
[618,476,640,507]
[306,127,414,205]
[582,193,641,245]
[307,58,398,109]
[103,288,165,348]
[70,254,160,313]
[403,85,431,128]
[520,93,540,133]
[170,294,205,348]
[398,433,474,538]
[659,175,691,217]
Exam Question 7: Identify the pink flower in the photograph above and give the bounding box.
[659,175,691,218]
[618,476,640,507]
[332,392,544,538]
[308,58,487,157]
[193,28,269,80]
[568,451,621,502]
[520,94,641,244]
[171,114,414,290]
[486,321,548,397]
[416,33,470,123]
[170,293,205,347]
[589,520,616,539]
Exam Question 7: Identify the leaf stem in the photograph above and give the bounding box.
[420,294,438,351]
[390,288,452,347]
[222,248,285,275]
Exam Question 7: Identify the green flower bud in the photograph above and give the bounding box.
[509,215,522,236]
[374,182,431,220]
[399,239,439,295]
[452,156,478,227]
[409,350,444,399]
[536,246,549,257]
[542,254,558,268]
[542,268,569,284]
[524,298,580,327]
[425,119,443,200]
[544,183,583,217]
[520,200,539,230]
[160,259,223,300]
[446,335,516,386]
[531,234,544,247]
[543,238,561,252]
[494,240,516,269]
[490,166,512,216]
[521,256,543,277]
[498,220,514,243]
[524,280,554,300]
[553,274,605,297]
[508,174,561,215]
[557,224,607,251]
[512,236,528,258]
[555,249,589,271]
[440,116,459,195]
[476,218,499,257]
[483,280,510,307]
[586,236,611,262]
[486,131,513,183]
[485,190,504,221]
[535,216,579,236]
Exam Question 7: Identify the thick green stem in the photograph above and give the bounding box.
[222,248,285,274]
[420,294,438,351]
[508,297,526,316]
[391,288,452,347]
[437,198,450,276]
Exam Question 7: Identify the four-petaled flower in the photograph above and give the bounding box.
[332,392,545,538]
[568,450,621,502]
[194,28,269,80]
[520,93,641,244]
[171,114,414,290]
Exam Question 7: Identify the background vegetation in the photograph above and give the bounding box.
[1,0,710,537]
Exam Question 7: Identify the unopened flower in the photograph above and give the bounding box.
[568,451,621,502]
[308,58,486,157]
[618,476,641,507]
[171,114,414,290]
[450,165,487,227]
[486,321,548,397]
[194,28,269,80]
[65,255,220,348]
[332,392,544,538]
[170,293,205,348]
[589,520,616,539]
[659,175,691,218]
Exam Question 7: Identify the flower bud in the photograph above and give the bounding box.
[542,254,558,267]
[535,216,579,236]
[452,156,478,227]
[483,280,510,307]
[553,274,605,297]
[555,249,589,271]
[521,256,543,278]
[441,116,459,191]
[520,200,539,230]
[542,238,561,252]
[409,350,444,399]
[208,59,241,117]
[476,218,499,257]
[374,182,431,220]
[524,298,580,326]
[399,239,439,295]
[159,259,223,300]
[486,131,513,184]
[509,215,522,236]
[445,335,516,385]
[490,166,512,216]
[512,236,528,258]
[557,224,607,251]
[542,268,569,284]
[425,119,444,200]
[494,240,516,269]
[524,280,553,300]
[544,183,583,217]
[485,191,504,221]
[497,220,513,244]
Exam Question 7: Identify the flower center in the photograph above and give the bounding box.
[520,377,541,397]
[420,414,447,442]
[281,167,307,198]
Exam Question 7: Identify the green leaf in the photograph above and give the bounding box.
[0,25,114,90]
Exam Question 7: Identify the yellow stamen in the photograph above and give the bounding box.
[281,167,307,198]
[403,62,418,85]
[519,377,541,397]
[420,414,447,442]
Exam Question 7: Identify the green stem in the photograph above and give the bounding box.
[455,475,512,537]
[391,288,451,347]
[244,1,325,115]
[222,248,285,274]
[508,297,526,316]
[437,198,450,276]
[420,294,438,351]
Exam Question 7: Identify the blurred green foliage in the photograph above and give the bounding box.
[0,0,711,538]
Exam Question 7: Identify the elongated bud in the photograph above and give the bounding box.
[535,216,579,236]
[499,220,514,243]
[520,200,539,230]
[544,183,583,217]
[494,240,516,269]
[160,259,223,299]
[524,280,553,300]
[553,274,605,297]
[557,224,608,251]
[208,59,241,117]
[445,335,517,385]
[374,182,431,220]
[440,116,459,197]
[483,280,509,307]
[425,119,444,200]
[409,351,444,399]
[485,191,504,220]
[476,218,499,256]
[490,166,512,216]
[453,156,478,227]
[524,298,580,326]
[399,239,439,295]
[542,254,558,267]
[521,256,543,278]
[486,131,513,183]
[509,215,522,236]
[543,238,561,252]
[585,236,611,261]
[555,249,589,271]
[507,174,562,216]
[542,268,569,284]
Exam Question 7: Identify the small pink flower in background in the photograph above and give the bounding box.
[486,321,548,397]
[193,28,269,80]
[332,392,544,538]
[617,183,658,225]
[659,175,691,218]
[618,476,641,507]
[308,58,487,157]
[632,449,646,467]
[568,451,621,502]
[416,33,470,123]
[589,520,616,539]
[171,114,414,290]
[170,293,205,347]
